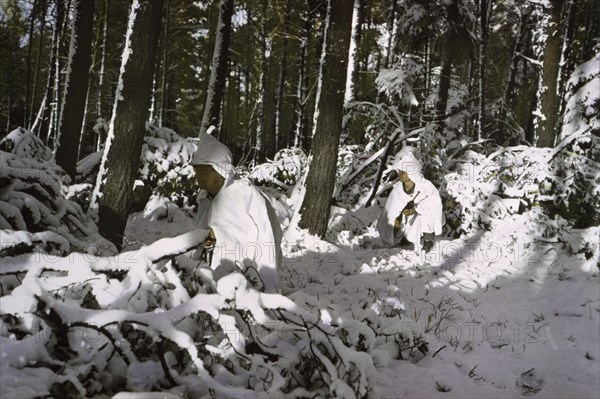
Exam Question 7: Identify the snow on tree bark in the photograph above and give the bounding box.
[91,0,164,248]
[199,0,233,137]
[55,0,95,180]
[477,0,490,141]
[345,0,363,105]
[536,0,566,148]
[298,0,353,238]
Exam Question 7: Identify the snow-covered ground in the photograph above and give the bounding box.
[284,212,599,398]
[126,205,600,398]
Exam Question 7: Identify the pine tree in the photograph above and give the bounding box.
[199,0,234,137]
[536,0,565,147]
[55,0,95,179]
[298,0,353,238]
[91,0,164,248]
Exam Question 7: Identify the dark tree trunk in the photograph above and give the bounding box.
[496,8,530,142]
[292,0,313,151]
[199,0,234,136]
[434,54,453,135]
[274,0,292,154]
[298,0,353,238]
[25,0,39,128]
[383,0,396,68]
[536,0,565,148]
[558,0,577,117]
[38,0,65,142]
[29,0,48,128]
[56,0,95,179]
[503,10,529,111]
[478,0,490,140]
[255,0,270,162]
[96,0,164,249]
[580,0,599,62]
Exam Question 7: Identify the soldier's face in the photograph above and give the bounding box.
[194,165,224,195]
[399,170,412,184]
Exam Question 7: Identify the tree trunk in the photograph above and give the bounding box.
[92,0,164,249]
[477,0,490,141]
[29,0,48,129]
[298,0,353,238]
[254,0,271,162]
[580,0,598,62]
[199,0,234,136]
[97,0,108,121]
[56,0,95,179]
[344,0,363,104]
[434,54,453,135]
[536,0,565,148]
[383,0,396,69]
[496,8,530,142]
[503,10,529,111]
[274,0,292,154]
[557,0,577,117]
[292,0,313,151]
[37,0,64,142]
[158,0,170,127]
[25,0,39,129]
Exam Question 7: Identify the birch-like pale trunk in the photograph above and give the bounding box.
[199,0,234,137]
[344,0,363,105]
[536,0,565,148]
[25,0,39,128]
[29,0,48,129]
[92,0,164,248]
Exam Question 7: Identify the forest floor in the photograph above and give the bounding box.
[124,204,600,399]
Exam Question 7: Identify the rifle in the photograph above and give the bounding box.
[398,191,428,225]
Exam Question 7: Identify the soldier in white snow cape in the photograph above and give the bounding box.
[191,133,282,293]
[376,151,443,252]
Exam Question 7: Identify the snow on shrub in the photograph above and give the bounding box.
[0,128,114,256]
[77,124,198,211]
[443,136,600,237]
[443,53,600,236]
[0,230,384,398]
[248,147,307,190]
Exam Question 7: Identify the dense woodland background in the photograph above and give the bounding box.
[2,0,598,151]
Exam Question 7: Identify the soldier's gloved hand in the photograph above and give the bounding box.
[204,229,216,248]
[394,217,402,229]
[402,207,416,216]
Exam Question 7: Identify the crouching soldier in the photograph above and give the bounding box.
[191,133,282,292]
[377,151,443,252]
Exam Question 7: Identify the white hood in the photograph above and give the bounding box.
[190,133,235,182]
[391,150,423,182]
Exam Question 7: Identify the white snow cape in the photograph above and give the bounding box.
[191,133,282,292]
[377,153,443,246]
